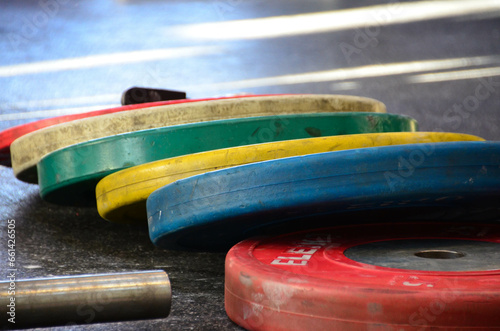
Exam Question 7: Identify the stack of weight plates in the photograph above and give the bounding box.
[215,140,500,330]
[11,93,389,199]
[138,96,497,330]
[8,93,500,330]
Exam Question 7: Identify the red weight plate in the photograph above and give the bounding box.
[225,222,500,330]
[0,95,264,166]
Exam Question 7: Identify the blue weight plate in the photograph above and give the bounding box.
[147,141,500,250]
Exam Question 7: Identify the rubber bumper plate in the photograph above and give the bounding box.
[97,132,483,224]
[225,222,500,330]
[11,94,386,183]
[39,112,415,206]
[147,141,500,250]
[0,96,250,167]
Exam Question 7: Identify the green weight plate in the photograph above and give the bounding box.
[37,112,417,206]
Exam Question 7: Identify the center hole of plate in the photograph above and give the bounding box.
[414,250,465,259]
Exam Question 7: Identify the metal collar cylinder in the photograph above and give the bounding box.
[0,270,171,328]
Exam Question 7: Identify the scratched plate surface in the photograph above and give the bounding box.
[147,141,500,250]
[225,222,500,330]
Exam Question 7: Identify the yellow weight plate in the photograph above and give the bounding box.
[96,132,484,224]
[11,94,386,183]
